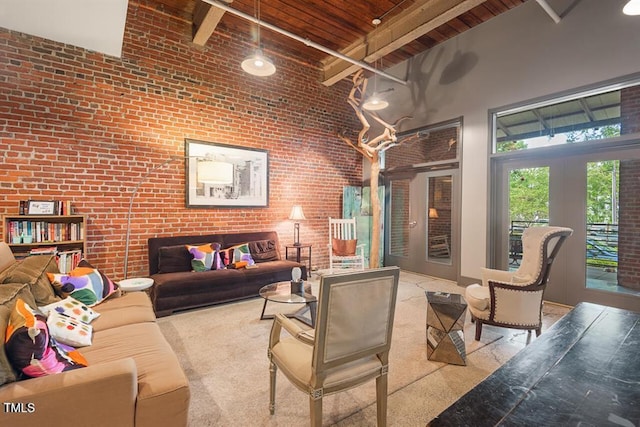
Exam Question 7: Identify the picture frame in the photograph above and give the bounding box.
[185,139,269,208]
[27,200,56,215]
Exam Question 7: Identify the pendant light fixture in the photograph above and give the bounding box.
[241,0,276,76]
[363,18,389,111]
[623,0,640,15]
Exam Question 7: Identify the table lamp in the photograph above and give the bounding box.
[289,205,306,246]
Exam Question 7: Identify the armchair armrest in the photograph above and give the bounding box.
[481,267,514,286]
[0,358,138,427]
[270,313,315,347]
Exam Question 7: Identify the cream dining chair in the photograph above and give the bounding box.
[328,217,365,273]
[267,266,400,426]
[465,226,573,341]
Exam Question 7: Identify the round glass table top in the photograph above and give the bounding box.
[259,281,315,304]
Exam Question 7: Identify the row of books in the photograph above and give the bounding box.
[18,199,73,216]
[7,220,84,243]
[28,247,82,274]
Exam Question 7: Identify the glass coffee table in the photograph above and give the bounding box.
[259,281,317,327]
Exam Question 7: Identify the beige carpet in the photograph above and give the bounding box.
[157,271,508,426]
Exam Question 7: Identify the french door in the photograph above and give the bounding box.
[491,144,640,310]
[385,169,459,281]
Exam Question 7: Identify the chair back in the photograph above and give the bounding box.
[329,217,358,241]
[312,267,400,373]
[516,226,573,287]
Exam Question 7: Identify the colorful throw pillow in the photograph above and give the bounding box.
[0,305,18,386]
[47,259,118,307]
[219,248,233,267]
[229,243,256,266]
[332,238,357,256]
[46,312,93,347]
[186,243,222,272]
[5,299,87,378]
[39,296,100,324]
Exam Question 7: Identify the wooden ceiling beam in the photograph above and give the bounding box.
[192,0,232,46]
[321,0,484,86]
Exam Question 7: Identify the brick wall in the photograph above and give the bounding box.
[0,0,362,279]
[617,85,640,290]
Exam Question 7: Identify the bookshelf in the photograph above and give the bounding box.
[3,214,87,273]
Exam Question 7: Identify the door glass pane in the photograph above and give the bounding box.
[508,167,550,268]
[586,160,639,296]
[427,176,452,263]
[389,179,410,257]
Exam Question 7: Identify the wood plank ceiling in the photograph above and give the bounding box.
[153,0,527,86]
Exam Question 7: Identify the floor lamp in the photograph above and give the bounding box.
[123,156,182,279]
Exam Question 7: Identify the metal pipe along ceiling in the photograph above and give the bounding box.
[202,0,408,85]
[535,0,562,24]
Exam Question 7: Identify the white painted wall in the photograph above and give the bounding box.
[0,0,128,57]
[380,0,640,279]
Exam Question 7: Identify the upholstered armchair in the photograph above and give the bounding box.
[465,226,573,340]
[267,267,400,426]
[328,217,365,273]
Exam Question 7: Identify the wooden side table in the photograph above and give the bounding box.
[285,244,312,277]
[425,291,467,365]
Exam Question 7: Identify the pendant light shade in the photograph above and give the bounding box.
[241,49,276,76]
[242,0,275,77]
[363,93,389,111]
[623,0,640,15]
[363,18,388,111]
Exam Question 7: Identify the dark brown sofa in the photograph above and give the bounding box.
[148,231,307,317]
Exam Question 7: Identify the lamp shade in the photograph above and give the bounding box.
[623,0,640,15]
[362,93,389,111]
[428,208,439,219]
[289,205,306,220]
[197,161,233,184]
[241,49,276,76]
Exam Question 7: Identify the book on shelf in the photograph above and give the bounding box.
[18,199,73,216]
[6,219,83,243]
[29,246,58,255]
[57,249,83,273]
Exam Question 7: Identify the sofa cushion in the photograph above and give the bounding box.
[248,239,279,262]
[0,282,38,311]
[157,244,194,273]
[187,242,222,272]
[81,322,190,426]
[1,254,60,306]
[91,291,156,332]
[332,238,357,256]
[5,299,88,378]
[39,296,100,324]
[48,259,118,307]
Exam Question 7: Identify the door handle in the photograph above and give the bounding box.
[409,221,417,228]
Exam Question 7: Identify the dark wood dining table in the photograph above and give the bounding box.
[428,301,640,426]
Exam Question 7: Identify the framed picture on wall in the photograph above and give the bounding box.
[185,139,269,208]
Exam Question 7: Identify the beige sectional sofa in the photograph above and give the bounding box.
[0,242,190,427]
